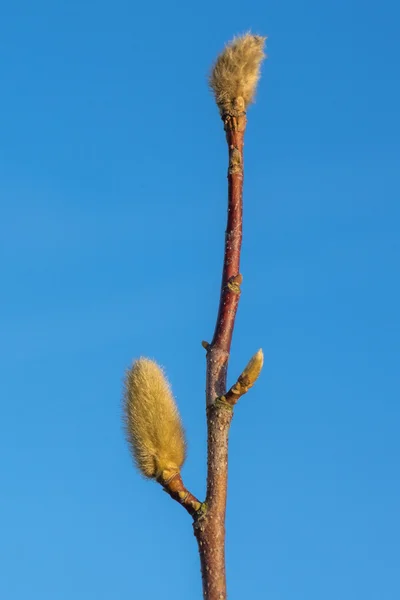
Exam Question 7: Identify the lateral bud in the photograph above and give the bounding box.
[225,348,264,405]
[241,348,264,385]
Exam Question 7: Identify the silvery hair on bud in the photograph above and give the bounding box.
[124,358,186,480]
[209,33,266,115]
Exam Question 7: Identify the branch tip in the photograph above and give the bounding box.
[209,33,267,116]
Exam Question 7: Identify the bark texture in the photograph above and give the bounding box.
[193,109,247,600]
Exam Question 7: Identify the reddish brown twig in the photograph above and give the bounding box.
[193,109,246,600]
[159,471,202,517]
[123,33,266,600]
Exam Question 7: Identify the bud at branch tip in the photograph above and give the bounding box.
[209,33,267,116]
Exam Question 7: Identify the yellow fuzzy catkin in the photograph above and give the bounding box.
[209,33,266,115]
[124,358,186,480]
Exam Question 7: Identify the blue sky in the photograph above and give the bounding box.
[1,1,399,599]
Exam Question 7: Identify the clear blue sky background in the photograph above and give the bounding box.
[1,1,399,599]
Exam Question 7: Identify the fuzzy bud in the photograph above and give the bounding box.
[209,33,266,115]
[124,358,186,480]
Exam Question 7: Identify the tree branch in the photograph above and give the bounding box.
[193,108,246,600]
[159,471,202,517]
[124,33,266,600]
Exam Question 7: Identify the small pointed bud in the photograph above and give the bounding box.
[224,349,264,406]
[241,349,264,386]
